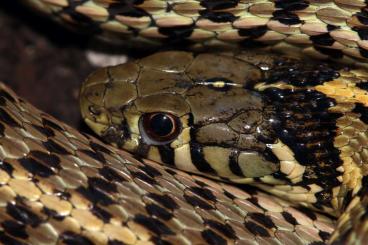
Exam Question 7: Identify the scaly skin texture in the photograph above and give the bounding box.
[22,0,368,66]
[80,51,368,244]
[5,0,368,244]
[0,82,335,244]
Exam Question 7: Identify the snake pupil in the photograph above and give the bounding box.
[141,112,181,144]
[149,113,173,137]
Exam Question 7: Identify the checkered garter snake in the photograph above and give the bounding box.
[1,0,368,244]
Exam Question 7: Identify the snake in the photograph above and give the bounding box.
[2,0,368,244]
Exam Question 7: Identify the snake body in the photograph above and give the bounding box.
[2,0,368,244]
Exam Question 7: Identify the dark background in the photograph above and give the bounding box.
[0,1,142,130]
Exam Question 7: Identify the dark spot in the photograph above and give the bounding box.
[42,118,64,131]
[249,213,276,229]
[80,149,106,163]
[0,90,16,102]
[99,166,126,182]
[77,186,115,206]
[0,108,21,128]
[146,203,173,220]
[200,0,239,10]
[189,142,216,174]
[88,177,117,193]
[42,139,69,155]
[33,124,54,137]
[132,171,158,185]
[319,231,331,241]
[92,206,112,223]
[282,211,297,225]
[90,142,112,155]
[205,219,236,239]
[6,203,43,226]
[29,151,61,169]
[244,221,270,237]
[157,145,175,166]
[158,25,194,39]
[189,187,216,202]
[0,231,28,245]
[199,10,238,23]
[134,214,174,235]
[2,220,28,239]
[139,164,162,178]
[201,229,227,245]
[0,161,14,175]
[184,194,213,210]
[147,193,179,210]
[238,26,268,38]
[19,157,56,177]
[60,231,94,245]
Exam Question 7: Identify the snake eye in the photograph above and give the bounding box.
[139,112,181,145]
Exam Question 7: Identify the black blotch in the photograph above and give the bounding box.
[184,194,213,210]
[189,186,216,202]
[359,46,368,58]
[199,10,238,23]
[201,229,227,245]
[139,164,162,178]
[0,108,21,128]
[42,118,64,131]
[229,153,243,176]
[158,25,194,39]
[205,219,237,239]
[298,206,317,220]
[0,161,14,175]
[319,231,331,241]
[90,141,113,155]
[0,122,4,137]
[249,213,276,229]
[132,171,158,185]
[223,191,235,200]
[99,166,126,182]
[80,149,106,164]
[189,142,216,173]
[353,103,368,124]
[147,193,179,210]
[33,124,54,137]
[200,0,239,10]
[164,167,177,176]
[282,211,297,225]
[92,206,112,223]
[42,207,64,220]
[77,185,115,206]
[42,139,69,154]
[238,26,268,38]
[2,220,28,239]
[6,203,43,226]
[134,214,175,235]
[157,145,175,166]
[108,2,149,18]
[88,177,117,193]
[0,231,28,245]
[60,231,94,245]
[310,33,335,46]
[266,59,340,86]
[0,90,16,102]
[356,82,368,91]
[150,237,172,245]
[146,203,173,220]
[29,150,61,169]
[18,157,55,177]
[244,221,270,237]
[315,46,344,59]
[272,10,301,25]
[274,0,309,11]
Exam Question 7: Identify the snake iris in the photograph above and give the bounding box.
[1,0,368,244]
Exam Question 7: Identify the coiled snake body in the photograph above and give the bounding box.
[2,0,368,244]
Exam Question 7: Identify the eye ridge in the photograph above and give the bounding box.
[142,112,181,142]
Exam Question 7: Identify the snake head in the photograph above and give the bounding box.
[80,51,283,183]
